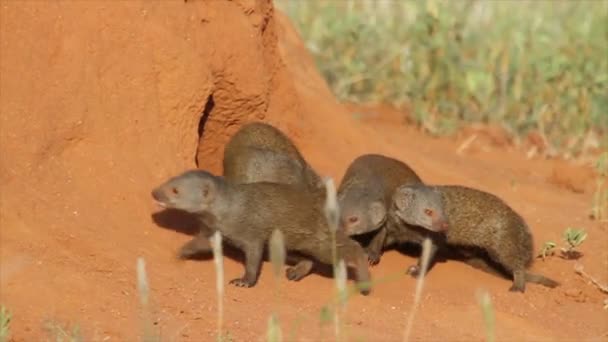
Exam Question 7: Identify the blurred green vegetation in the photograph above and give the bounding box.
[276,0,607,155]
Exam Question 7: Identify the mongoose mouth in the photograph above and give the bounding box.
[433,220,449,232]
[154,200,168,209]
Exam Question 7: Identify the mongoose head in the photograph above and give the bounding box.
[151,170,221,214]
[392,185,449,232]
[337,190,387,236]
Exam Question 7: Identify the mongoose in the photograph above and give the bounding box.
[392,184,560,292]
[222,122,323,190]
[337,154,440,265]
[151,169,371,295]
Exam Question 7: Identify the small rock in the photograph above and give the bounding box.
[564,288,582,298]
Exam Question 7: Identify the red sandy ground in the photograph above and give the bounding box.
[0,1,606,341]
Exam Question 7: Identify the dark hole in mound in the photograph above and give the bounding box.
[195,94,215,167]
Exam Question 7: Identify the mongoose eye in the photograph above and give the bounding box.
[348,216,359,224]
[171,187,179,195]
[424,208,433,216]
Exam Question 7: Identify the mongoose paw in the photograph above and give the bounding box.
[229,278,255,288]
[285,267,304,281]
[177,240,207,260]
[177,247,195,260]
[367,251,381,266]
[406,265,420,277]
[358,284,371,296]
[508,284,525,293]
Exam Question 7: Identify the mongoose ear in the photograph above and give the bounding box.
[200,179,216,203]
[394,187,415,210]
[369,201,387,227]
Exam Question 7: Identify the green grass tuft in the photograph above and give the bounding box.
[0,306,11,342]
[591,152,608,221]
[476,290,496,342]
[43,320,83,342]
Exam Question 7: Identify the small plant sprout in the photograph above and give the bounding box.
[537,227,587,261]
[561,228,587,259]
[0,305,11,342]
[210,231,225,342]
[476,290,496,342]
[537,241,557,260]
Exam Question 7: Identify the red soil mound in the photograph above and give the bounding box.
[1,1,606,341]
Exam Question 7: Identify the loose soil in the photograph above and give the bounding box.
[1,1,606,341]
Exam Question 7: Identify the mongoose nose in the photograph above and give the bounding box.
[151,189,161,201]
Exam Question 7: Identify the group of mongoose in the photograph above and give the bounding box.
[152,122,560,296]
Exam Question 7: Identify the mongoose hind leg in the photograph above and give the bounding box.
[485,241,527,293]
[509,269,526,293]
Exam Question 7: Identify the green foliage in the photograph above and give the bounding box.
[267,313,283,342]
[277,0,608,155]
[538,227,587,260]
[0,306,11,342]
[476,290,495,342]
[591,152,608,221]
[562,227,588,254]
[44,321,83,342]
[319,306,333,326]
[537,241,557,260]
[217,331,234,342]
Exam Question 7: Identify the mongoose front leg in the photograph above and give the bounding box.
[406,239,439,277]
[230,242,264,288]
[366,227,387,266]
[178,233,212,259]
[347,249,372,296]
[285,259,314,281]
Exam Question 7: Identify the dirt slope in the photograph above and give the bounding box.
[1,1,606,341]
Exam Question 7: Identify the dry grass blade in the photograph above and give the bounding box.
[270,229,286,278]
[322,177,344,341]
[403,238,433,342]
[136,257,159,342]
[574,263,608,294]
[268,229,285,342]
[210,231,226,342]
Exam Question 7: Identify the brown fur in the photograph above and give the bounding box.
[337,154,426,265]
[222,122,323,191]
[392,184,560,292]
[152,169,371,295]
